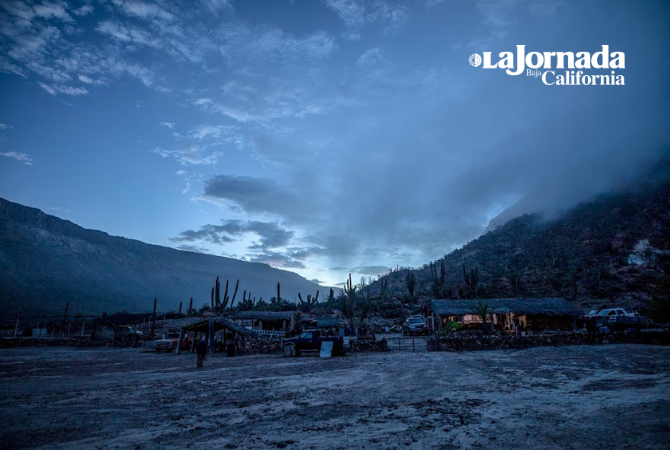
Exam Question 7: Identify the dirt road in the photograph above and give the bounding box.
[1,344,669,449]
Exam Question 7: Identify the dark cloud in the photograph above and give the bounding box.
[172,220,293,250]
[203,175,308,218]
[248,252,306,269]
[179,2,670,283]
[171,226,236,245]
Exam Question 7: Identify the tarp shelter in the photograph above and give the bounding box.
[428,298,581,332]
[179,317,258,354]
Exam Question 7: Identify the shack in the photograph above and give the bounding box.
[179,317,259,354]
[230,311,299,335]
[427,298,581,333]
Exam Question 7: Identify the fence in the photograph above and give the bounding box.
[383,336,429,352]
[253,329,285,339]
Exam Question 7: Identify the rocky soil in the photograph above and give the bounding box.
[1,344,669,449]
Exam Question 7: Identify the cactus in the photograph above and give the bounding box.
[463,264,479,298]
[276,282,281,302]
[405,270,416,298]
[430,261,446,299]
[215,276,220,308]
[298,290,320,312]
[379,278,388,300]
[230,279,239,309]
[221,279,229,310]
[340,274,357,332]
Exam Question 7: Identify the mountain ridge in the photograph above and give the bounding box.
[369,161,670,312]
[0,197,323,320]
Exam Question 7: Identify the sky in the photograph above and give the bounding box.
[1,0,669,288]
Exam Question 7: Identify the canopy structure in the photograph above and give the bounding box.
[230,310,298,333]
[177,316,258,354]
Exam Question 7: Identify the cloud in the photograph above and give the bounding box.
[78,74,103,85]
[38,81,88,96]
[172,220,294,249]
[33,2,73,23]
[357,47,385,66]
[153,144,222,166]
[110,0,175,22]
[323,0,408,38]
[159,121,175,128]
[202,0,234,15]
[175,244,211,254]
[0,151,32,165]
[203,175,302,217]
[425,0,445,9]
[247,252,306,269]
[351,265,390,276]
[171,219,311,269]
[73,4,94,17]
[95,20,162,48]
[0,123,11,130]
[49,206,71,213]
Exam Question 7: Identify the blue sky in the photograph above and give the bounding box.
[1,0,669,287]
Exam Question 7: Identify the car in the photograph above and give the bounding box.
[118,325,143,338]
[585,308,638,319]
[282,329,345,357]
[402,317,428,336]
[154,332,189,352]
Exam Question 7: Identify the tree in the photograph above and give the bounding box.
[469,300,497,334]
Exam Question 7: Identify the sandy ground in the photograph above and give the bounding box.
[1,344,669,449]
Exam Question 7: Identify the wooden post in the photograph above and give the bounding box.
[61,302,69,337]
[208,319,215,354]
[189,331,196,353]
[175,328,185,355]
[14,318,19,338]
[150,298,157,337]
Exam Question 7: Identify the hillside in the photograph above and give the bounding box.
[0,198,323,320]
[371,159,670,312]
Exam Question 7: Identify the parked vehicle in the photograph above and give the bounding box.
[585,308,638,319]
[584,308,646,332]
[402,317,428,336]
[282,329,345,357]
[154,332,189,352]
[118,325,143,338]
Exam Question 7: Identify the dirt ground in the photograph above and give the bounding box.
[1,344,669,449]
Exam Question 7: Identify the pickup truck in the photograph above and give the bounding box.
[282,330,346,357]
[154,332,189,352]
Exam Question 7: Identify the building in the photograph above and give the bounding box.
[427,298,581,332]
[230,311,299,334]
